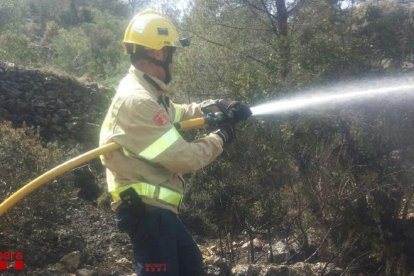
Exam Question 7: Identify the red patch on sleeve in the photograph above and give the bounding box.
[153,111,169,126]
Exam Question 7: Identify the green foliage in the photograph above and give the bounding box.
[89,0,131,18]
[0,0,29,32]
[0,32,39,64]
[175,0,414,272]
[353,2,414,68]
[50,27,90,73]
[0,0,131,85]
[39,5,129,84]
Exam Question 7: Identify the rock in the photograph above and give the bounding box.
[310,262,342,275]
[116,257,132,266]
[269,240,300,263]
[60,251,81,272]
[253,238,263,250]
[204,257,231,276]
[229,263,340,276]
[241,238,264,251]
[262,265,289,276]
[270,241,288,263]
[50,262,67,273]
[402,62,414,69]
[0,61,15,71]
[231,264,261,276]
[289,262,312,276]
[76,268,96,276]
[201,244,218,258]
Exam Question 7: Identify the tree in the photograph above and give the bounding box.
[70,0,79,25]
[175,0,414,273]
[0,0,29,32]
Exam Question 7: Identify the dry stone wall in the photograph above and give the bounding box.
[0,61,113,147]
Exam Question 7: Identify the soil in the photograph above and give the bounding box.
[2,185,136,276]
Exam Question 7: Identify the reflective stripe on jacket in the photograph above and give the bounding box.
[99,66,223,213]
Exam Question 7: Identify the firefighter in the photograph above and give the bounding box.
[99,10,251,275]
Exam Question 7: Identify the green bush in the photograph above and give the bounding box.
[0,0,28,32]
[0,32,39,65]
[49,15,128,84]
[50,27,91,75]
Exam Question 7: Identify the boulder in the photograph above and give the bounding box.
[60,251,81,272]
[204,256,231,276]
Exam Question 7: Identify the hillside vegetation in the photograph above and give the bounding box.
[1,0,414,275]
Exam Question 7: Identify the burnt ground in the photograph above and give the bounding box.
[1,182,135,276]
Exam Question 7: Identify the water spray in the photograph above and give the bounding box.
[251,77,414,116]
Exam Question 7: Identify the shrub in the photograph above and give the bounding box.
[0,32,39,65]
[0,122,76,265]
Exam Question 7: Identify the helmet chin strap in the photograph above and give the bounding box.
[163,63,172,84]
[144,48,174,84]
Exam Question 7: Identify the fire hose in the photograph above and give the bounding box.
[0,100,240,216]
[5,80,411,216]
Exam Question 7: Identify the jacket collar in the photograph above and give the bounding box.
[129,66,172,96]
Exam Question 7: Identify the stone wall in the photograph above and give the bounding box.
[0,61,113,147]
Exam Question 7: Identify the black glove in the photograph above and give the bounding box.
[213,123,236,145]
[218,99,252,124]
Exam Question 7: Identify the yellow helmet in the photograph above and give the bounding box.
[122,9,189,53]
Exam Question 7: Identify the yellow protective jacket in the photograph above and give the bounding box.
[99,66,223,213]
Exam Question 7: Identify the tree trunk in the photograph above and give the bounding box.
[219,230,225,257]
[39,2,46,37]
[275,0,288,36]
[70,0,79,25]
[275,0,290,78]
[267,226,274,262]
[248,229,255,263]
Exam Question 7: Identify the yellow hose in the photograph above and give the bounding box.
[0,117,207,216]
[174,117,206,130]
[0,142,121,216]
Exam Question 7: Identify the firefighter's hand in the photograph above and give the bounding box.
[213,123,236,145]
